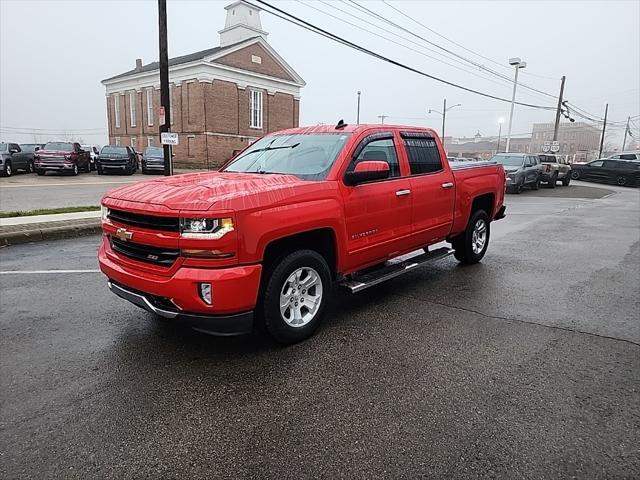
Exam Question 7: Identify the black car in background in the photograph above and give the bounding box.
[570,159,640,187]
[141,146,164,174]
[1,142,34,176]
[96,145,138,175]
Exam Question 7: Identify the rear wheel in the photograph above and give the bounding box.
[260,249,331,344]
[547,172,557,188]
[562,174,571,186]
[617,175,627,186]
[27,161,34,173]
[571,170,581,180]
[2,161,12,177]
[452,210,490,265]
[84,161,91,173]
[532,177,540,190]
[70,164,79,176]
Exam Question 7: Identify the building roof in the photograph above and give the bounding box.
[102,40,247,82]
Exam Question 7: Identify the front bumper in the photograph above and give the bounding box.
[108,281,253,335]
[98,238,261,335]
[35,161,75,171]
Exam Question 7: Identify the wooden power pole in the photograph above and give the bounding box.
[158,0,172,176]
[553,76,566,141]
[598,103,608,159]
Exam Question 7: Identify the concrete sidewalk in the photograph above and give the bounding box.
[0,211,100,246]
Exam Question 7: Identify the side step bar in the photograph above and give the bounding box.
[338,247,454,293]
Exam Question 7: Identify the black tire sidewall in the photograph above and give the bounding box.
[261,249,331,344]
[454,210,490,264]
[617,176,627,186]
[571,170,580,180]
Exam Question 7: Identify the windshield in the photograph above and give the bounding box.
[492,154,524,167]
[223,133,350,180]
[44,142,73,151]
[539,155,557,163]
[101,146,127,155]
[0,144,7,152]
[20,144,39,152]
[144,147,163,156]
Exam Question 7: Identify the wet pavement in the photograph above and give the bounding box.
[1,182,638,479]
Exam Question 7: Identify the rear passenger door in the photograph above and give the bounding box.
[400,133,455,246]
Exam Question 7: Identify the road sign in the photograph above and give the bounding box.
[161,132,179,145]
[542,141,551,153]
[159,106,166,125]
[550,141,560,153]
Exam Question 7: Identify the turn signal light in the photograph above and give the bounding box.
[181,249,235,259]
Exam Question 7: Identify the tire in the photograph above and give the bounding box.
[142,167,149,175]
[616,175,627,186]
[84,161,91,173]
[36,169,45,176]
[571,170,581,180]
[260,249,331,344]
[27,161,35,174]
[562,174,571,186]
[2,161,12,177]
[97,165,104,175]
[70,164,79,176]
[547,172,557,189]
[515,180,523,194]
[452,209,490,265]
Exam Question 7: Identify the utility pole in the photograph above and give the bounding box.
[377,114,388,125]
[553,75,566,141]
[356,91,361,125]
[598,103,608,159]
[622,115,630,151]
[158,0,172,176]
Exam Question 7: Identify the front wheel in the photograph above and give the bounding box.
[562,174,571,186]
[70,164,79,176]
[532,177,540,190]
[571,170,581,180]
[36,169,45,176]
[2,161,12,177]
[97,165,104,175]
[27,162,35,173]
[452,210,490,265]
[260,249,331,344]
[617,175,627,186]
[547,172,557,188]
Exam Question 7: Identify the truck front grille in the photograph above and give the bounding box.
[108,209,179,232]
[111,237,179,267]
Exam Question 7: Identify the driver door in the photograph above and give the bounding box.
[340,133,412,272]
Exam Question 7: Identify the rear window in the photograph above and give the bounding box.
[539,155,557,163]
[101,146,128,155]
[44,142,73,151]
[20,144,39,152]
[144,147,163,156]
[403,136,442,175]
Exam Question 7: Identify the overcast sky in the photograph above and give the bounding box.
[1,0,639,147]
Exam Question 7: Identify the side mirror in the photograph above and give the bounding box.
[345,161,390,186]
[9,148,18,154]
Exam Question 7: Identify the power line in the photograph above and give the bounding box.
[346,0,559,102]
[251,0,555,110]
[0,125,107,132]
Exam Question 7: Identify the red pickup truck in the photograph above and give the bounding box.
[99,124,506,343]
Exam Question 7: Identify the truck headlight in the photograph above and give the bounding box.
[180,217,234,239]
[101,205,110,221]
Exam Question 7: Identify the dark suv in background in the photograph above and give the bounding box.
[571,158,640,186]
[491,153,543,193]
[141,146,165,174]
[1,142,34,176]
[97,145,138,175]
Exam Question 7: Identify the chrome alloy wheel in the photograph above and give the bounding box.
[471,218,487,255]
[279,267,323,327]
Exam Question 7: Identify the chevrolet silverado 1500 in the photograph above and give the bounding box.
[99,124,506,343]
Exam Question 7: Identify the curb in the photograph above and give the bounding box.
[0,219,101,246]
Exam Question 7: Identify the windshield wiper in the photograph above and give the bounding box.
[243,142,300,156]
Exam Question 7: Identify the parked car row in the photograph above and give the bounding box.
[570,156,640,187]
[0,141,168,178]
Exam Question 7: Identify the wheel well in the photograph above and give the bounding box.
[262,228,337,277]
[471,193,494,217]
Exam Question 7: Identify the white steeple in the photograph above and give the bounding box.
[219,1,268,47]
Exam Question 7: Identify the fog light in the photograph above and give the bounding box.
[199,283,212,305]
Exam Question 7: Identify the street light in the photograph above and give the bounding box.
[356,91,361,125]
[505,57,526,153]
[497,117,505,153]
[428,98,461,139]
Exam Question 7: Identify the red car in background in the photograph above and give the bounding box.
[34,141,91,176]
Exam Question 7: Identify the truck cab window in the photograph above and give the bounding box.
[350,138,400,178]
[403,137,442,175]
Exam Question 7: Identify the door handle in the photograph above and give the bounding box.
[395,189,411,197]
[441,182,454,189]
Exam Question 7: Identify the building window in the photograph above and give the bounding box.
[131,137,136,149]
[147,137,154,147]
[129,91,136,127]
[187,136,195,157]
[250,90,263,129]
[114,95,120,128]
[146,89,153,126]
[115,137,121,146]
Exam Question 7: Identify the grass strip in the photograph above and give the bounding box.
[0,206,100,219]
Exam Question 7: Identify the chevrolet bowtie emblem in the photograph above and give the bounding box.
[115,228,133,241]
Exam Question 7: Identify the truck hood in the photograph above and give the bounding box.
[103,171,307,211]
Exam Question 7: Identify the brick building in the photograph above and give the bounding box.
[530,122,600,155]
[101,1,305,168]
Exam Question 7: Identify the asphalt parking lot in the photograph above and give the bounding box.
[1,183,639,479]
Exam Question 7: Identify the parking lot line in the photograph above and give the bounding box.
[0,180,140,188]
[0,269,101,274]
